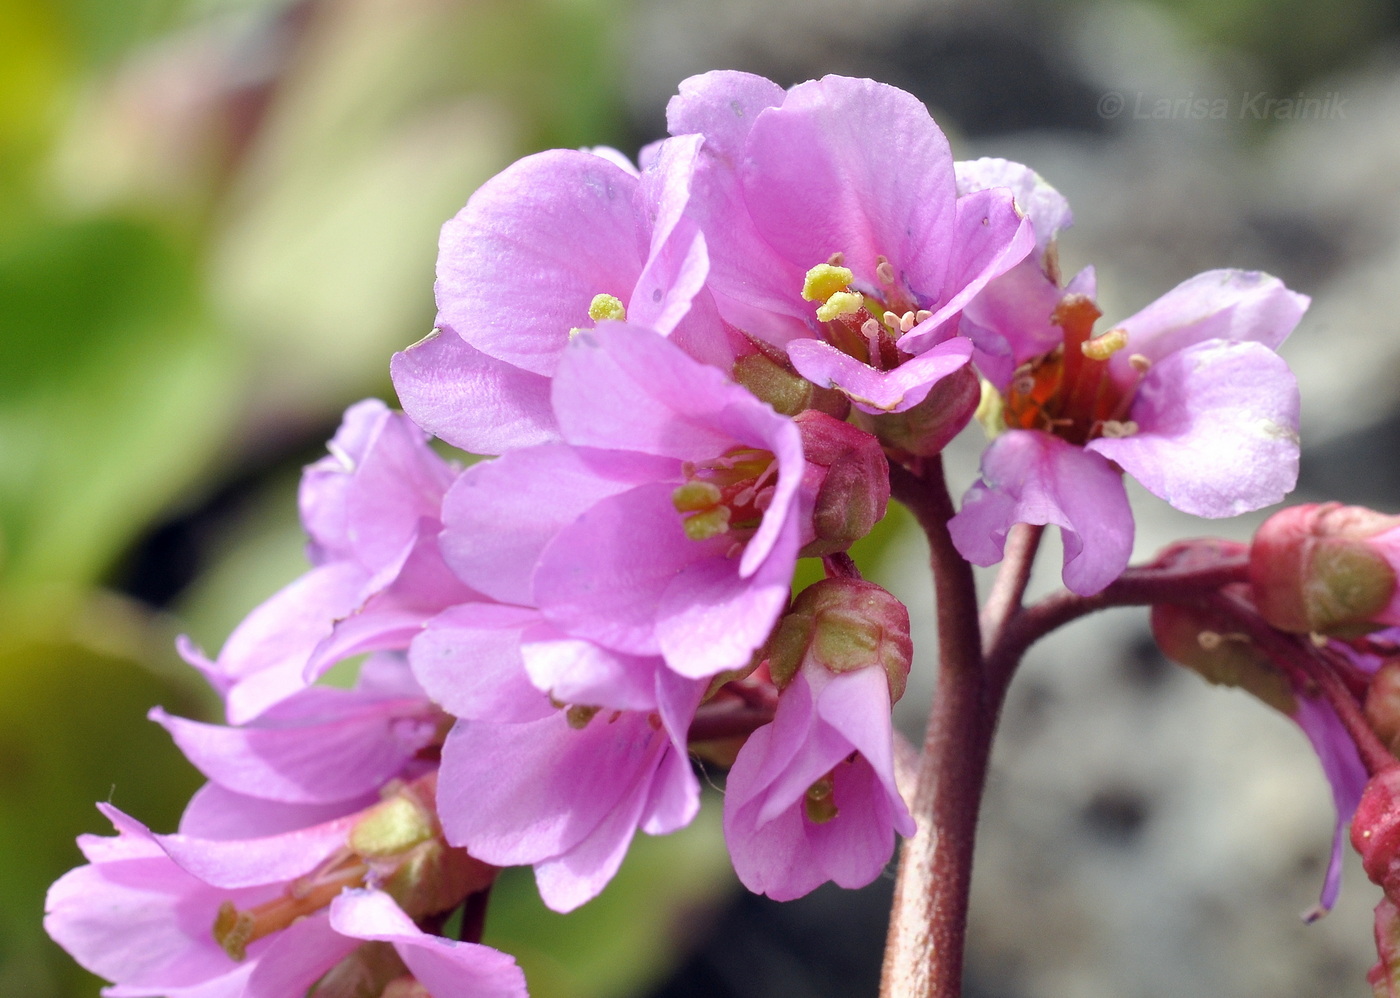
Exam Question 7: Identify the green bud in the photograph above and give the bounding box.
[732,352,848,418]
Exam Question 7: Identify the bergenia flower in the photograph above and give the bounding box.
[179,400,477,723]
[152,652,446,820]
[725,579,915,899]
[391,137,734,455]
[429,643,705,913]
[440,322,806,680]
[44,779,521,998]
[665,71,1034,414]
[949,162,1307,595]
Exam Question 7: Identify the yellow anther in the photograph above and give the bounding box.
[801,263,854,303]
[1081,327,1129,360]
[815,291,864,323]
[672,481,722,513]
[587,293,626,322]
[682,506,732,541]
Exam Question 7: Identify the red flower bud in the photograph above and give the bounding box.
[1249,503,1400,635]
[794,411,890,557]
[854,364,980,458]
[1351,767,1400,897]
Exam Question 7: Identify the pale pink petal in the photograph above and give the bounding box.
[410,604,553,723]
[390,329,556,455]
[441,443,676,606]
[1087,340,1300,518]
[949,431,1134,595]
[329,890,528,997]
[954,157,1072,256]
[1110,269,1309,383]
[741,75,956,298]
[436,149,644,377]
[786,336,973,414]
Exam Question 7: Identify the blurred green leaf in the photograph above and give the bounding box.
[0,215,241,594]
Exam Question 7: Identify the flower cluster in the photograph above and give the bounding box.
[46,71,1322,998]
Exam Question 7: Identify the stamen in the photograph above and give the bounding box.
[826,252,845,267]
[672,481,723,513]
[683,506,732,541]
[860,318,881,338]
[1197,630,1223,651]
[882,310,900,331]
[898,311,915,333]
[1099,420,1139,438]
[801,263,855,303]
[1129,353,1152,373]
[915,309,932,323]
[587,293,626,322]
[1081,327,1129,361]
[815,291,863,322]
[875,257,896,286]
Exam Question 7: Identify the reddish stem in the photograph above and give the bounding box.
[881,456,991,998]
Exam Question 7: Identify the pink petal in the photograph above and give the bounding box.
[1088,340,1299,518]
[441,443,676,606]
[896,187,1035,355]
[949,431,1134,595]
[786,336,973,414]
[410,604,553,723]
[390,329,557,455]
[329,890,528,997]
[656,511,801,678]
[534,483,718,656]
[1110,269,1309,383]
[436,149,644,377]
[741,75,957,299]
[954,157,1072,256]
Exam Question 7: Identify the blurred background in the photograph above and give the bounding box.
[2,0,1399,995]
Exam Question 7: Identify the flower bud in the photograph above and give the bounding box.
[854,363,980,457]
[765,577,912,703]
[733,350,849,419]
[794,411,890,557]
[1149,603,1295,714]
[1369,662,1400,759]
[1250,503,1400,636]
[1352,767,1400,899]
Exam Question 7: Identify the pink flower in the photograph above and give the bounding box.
[179,401,477,723]
[724,579,915,899]
[949,162,1308,595]
[390,140,734,455]
[665,72,1033,414]
[44,782,522,998]
[441,323,807,680]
